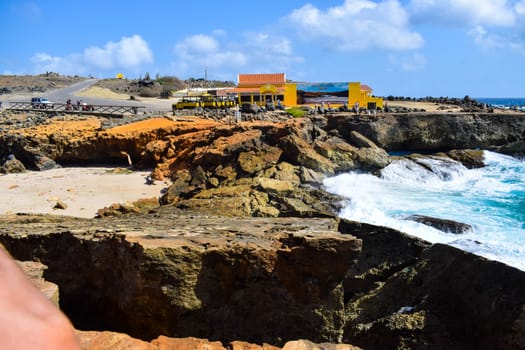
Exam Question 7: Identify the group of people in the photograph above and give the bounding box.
[65,99,93,111]
[65,99,81,111]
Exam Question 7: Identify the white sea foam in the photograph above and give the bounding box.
[324,151,525,271]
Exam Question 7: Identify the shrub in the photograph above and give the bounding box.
[286,107,306,118]
[157,76,185,91]
[139,86,161,97]
[160,88,172,98]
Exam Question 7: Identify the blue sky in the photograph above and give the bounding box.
[1,0,525,97]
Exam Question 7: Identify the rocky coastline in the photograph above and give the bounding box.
[1,109,525,349]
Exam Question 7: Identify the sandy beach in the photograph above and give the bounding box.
[0,167,169,218]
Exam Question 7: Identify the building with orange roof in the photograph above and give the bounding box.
[232,73,297,107]
[227,72,382,110]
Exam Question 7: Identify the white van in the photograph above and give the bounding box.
[31,97,53,109]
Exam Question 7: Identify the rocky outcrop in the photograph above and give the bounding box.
[0,211,360,346]
[405,214,473,234]
[338,220,525,349]
[0,211,524,349]
[327,113,525,155]
[0,116,390,216]
[76,331,361,350]
[3,111,525,349]
[18,259,60,307]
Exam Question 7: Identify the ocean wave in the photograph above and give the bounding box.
[323,151,525,270]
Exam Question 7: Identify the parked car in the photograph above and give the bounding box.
[31,97,53,109]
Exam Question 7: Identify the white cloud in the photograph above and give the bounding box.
[468,25,525,54]
[389,52,427,71]
[409,1,525,55]
[174,34,246,71]
[84,35,153,69]
[515,0,525,15]
[29,35,153,76]
[409,0,516,27]
[30,53,82,75]
[172,31,301,79]
[287,0,424,51]
[175,34,219,56]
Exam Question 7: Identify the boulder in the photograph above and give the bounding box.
[405,214,473,234]
[446,149,485,168]
[53,200,68,210]
[0,155,25,173]
[279,134,334,173]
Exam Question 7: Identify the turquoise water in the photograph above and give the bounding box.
[324,151,525,271]
[476,97,525,109]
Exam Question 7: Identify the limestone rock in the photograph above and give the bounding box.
[258,178,295,193]
[238,145,282,174]
[151,336,225,350]
[18,260,60,307]
[279,134,335,174]
[446,149,485,168]
[329,113,525,154]
[282,340,361,350]
[0,155,25,173]
[53,200,68,210]
[0,212,523,349]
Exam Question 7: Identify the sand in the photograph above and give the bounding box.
[0,167,169,218]
[77,86,178,111]
[387,101,462,112]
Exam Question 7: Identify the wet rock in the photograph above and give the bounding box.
[446,149,485,168]
[406,214,473,234]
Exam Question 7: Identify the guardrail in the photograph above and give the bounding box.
[6,102,146,117]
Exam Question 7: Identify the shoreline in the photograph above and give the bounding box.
[0,167,169,218]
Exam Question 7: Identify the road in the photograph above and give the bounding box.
[1,78,174,112]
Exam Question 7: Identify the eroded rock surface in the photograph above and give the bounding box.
[2,111,525,349]
[0,210,524,349]
[328,113,525,154]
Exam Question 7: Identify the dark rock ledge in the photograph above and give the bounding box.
[0,209,524,349]
[1,112,525,349]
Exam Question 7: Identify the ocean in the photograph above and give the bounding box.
[324,150,525,271]
[476,97,525,110]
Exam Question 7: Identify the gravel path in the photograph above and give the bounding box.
[1,79,176,113]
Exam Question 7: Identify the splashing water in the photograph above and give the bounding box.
[323,151,525,270]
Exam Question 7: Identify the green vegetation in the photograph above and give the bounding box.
[286,107,306,118]
[156,76,185,91]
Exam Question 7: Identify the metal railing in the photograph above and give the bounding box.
[6,102,146,117]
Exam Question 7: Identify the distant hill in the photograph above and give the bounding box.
[0,73,86,95]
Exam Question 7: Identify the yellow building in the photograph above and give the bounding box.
[348,82,383,109]
[231,73,381,110]
[232,73,297,107]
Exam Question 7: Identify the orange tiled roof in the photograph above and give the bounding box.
[238,73,286,86]
[231,86,285,94]
[360,84,372,91]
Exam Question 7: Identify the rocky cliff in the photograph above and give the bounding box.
[0,210,523,349]
[328,113,525,154]
[1,111,525,349]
